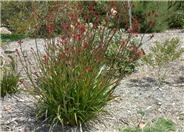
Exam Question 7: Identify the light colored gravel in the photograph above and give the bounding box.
[1,29,184,132]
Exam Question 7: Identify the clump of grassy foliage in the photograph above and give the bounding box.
[1,55,20,98]
[120,118,175,132]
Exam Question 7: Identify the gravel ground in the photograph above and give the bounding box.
[1,29,184,132]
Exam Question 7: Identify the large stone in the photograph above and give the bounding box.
[0,27,12,34]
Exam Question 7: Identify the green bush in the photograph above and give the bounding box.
[1,1,73,37]
[131,1,172,33]
[0,55,20,98]
[168,1,184,28]
[104,29,144,77]
[79,1,182,33]
[141,38,184,85]
[1,71,20,98]
[1,1,33,34]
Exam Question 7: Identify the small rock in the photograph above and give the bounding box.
[3,105,12,111]
[0,27,12,34]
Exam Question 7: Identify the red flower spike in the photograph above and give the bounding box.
[18,40,23,45]
[80,73,84,77]
[19,80,24,84]
[32,8,35,12]
[148,11,151,16]
[149,21,153,24]
[134,20,138,24]
[152,10,155,14]
[67,57,69,61]
[43,56,48,63]
[85,66,88,70]
[76,49,80,53]
[33,72,39,77]
[59,54,65,59]
[127,72,131,75]
[15,49,20,56]
[150,34,154,39]
[141,48,146,55]
[103,48,106,51]
[155,14,158,17]
[84,43,88,48]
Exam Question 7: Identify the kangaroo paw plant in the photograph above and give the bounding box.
[16,1,158,129]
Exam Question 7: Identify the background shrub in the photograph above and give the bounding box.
[0,54,20,98]
[131,1,178,33]
[141,38,184,85]
[1,1,73,37]
[168,1,184,28]
[1,71,20,98]
[1,1,183,35]
[1,1,33,34]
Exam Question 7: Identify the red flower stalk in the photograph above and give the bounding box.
[155,14,158,17]
[148,11,151,16]
[80,73,84,77]
[15,49,20,56]
[127,72,131,75]
[19,80,24,84]
[18,40,23,45]
[87,68,91,72]
[76,49,81,53]
[43,56,48,63]
[84,43,88,48]
[141,48,146,55]
[33,72,39,77]
[67,57,70,61]
[32,8,35,12]
[150,34,154,39]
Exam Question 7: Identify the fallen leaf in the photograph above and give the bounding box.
[139,121,146,129]
[4,105,12,111]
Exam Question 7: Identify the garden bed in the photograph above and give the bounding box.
[1,29,184,132]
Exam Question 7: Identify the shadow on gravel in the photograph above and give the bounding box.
[128,77,159,89]
[128,75,184,89]
[176,76,184,84]
[23,120,81,132]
